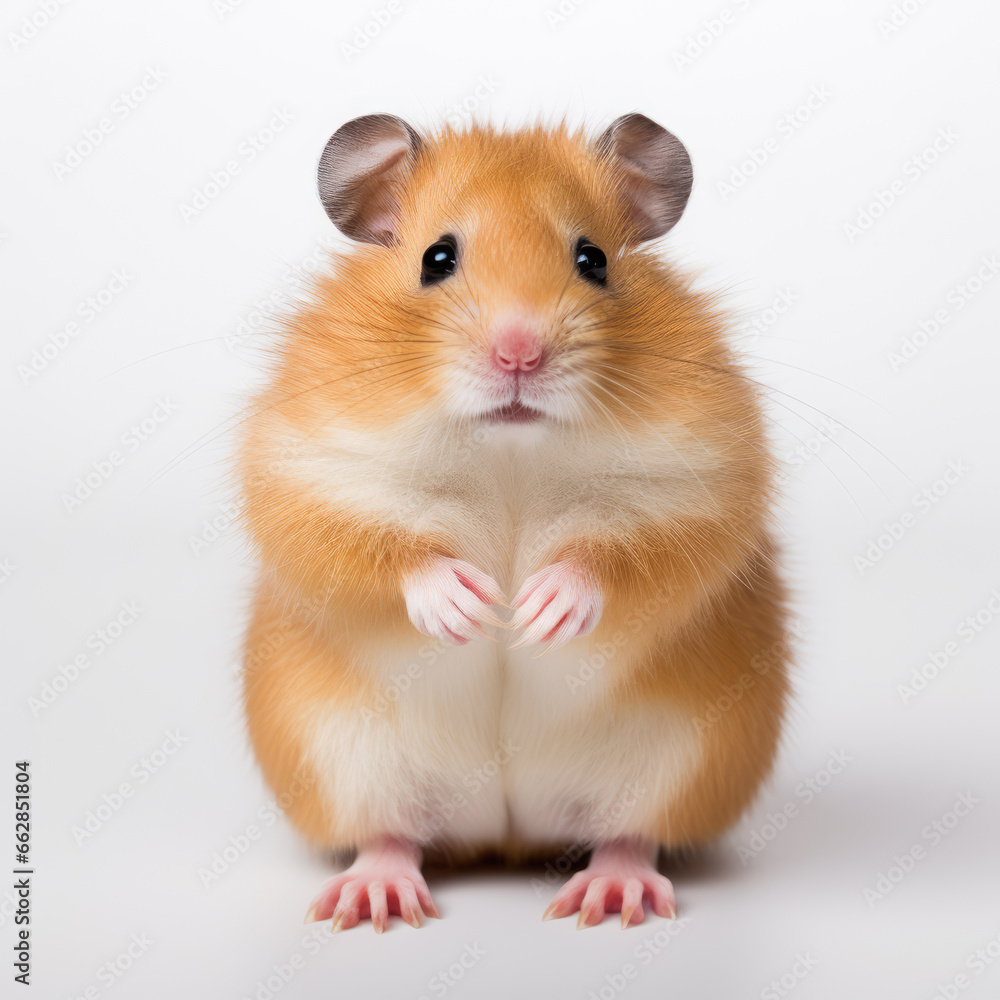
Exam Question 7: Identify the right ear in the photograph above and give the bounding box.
[597,113,693,243]
[317,113,422,245]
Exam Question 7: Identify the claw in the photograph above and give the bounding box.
[305,837,439,934]
[541,839,674,929]
[510,560,602,650]
[404,556,506,645]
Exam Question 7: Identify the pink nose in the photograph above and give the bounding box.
[492,330,543,373]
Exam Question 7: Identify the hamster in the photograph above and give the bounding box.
[238,112,790,932]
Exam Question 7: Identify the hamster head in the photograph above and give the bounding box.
[281,113,744,443]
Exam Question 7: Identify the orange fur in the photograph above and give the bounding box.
[238,120,789,860]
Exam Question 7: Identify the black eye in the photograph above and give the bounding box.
[421,237,458,285]
[575,238,607,285]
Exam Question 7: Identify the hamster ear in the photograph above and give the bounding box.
[317,114,422,245]
[597,113,693,242]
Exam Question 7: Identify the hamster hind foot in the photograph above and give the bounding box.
[542,837,676,929]
[304,836,440,933]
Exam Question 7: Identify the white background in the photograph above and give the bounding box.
[3,0,999,997]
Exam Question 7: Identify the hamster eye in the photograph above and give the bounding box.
[421,237,458,285]
[575,238,607,286]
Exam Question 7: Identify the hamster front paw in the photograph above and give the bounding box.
[510,559,603,651]
[403,555,505,645]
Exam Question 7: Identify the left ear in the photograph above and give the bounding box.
[597,113,693,242]
[317,113,422,245]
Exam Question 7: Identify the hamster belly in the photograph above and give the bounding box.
[302,634,510,852]
[498,641,704,847]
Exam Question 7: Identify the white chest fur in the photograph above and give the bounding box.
[282,413,713,848]
[277,409,723,591]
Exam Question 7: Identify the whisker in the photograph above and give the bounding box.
[591,359,869,516]
[577,370,724,512]
[590,343,910,487]
[741,354,890,413]
[143,350,443,490]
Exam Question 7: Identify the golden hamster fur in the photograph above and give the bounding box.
[237,113,790,932]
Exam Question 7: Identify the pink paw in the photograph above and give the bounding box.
[304,839,440,933]
[403,555,504,645]
[511,560,602,650]
[542,840,676,929]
